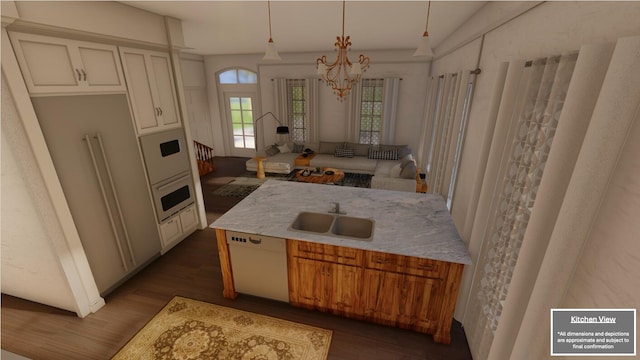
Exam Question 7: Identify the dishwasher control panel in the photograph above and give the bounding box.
[226,231,286,252]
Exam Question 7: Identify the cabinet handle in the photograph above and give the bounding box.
[75,69,82,82]
[95,133,136,266]
[84,134,129,272]
[375,258,392,264]
[159,107,163,116]
[417,264,434,270]
[81,69,87,82]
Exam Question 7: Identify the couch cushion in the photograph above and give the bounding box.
[400,160,417,179]
[346,142,372,157]
[310,154,377,173]
[368,148,399,160]
[245,153,298,174]
[319,141,345,154]
[334,148,355,158]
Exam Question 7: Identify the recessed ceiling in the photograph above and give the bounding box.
[120,1,486,56]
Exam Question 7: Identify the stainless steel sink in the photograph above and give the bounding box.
[289,212,374,241]
[290,212,334,233]
[331,216,374,239]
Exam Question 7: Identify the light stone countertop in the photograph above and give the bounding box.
[210,180,472,265]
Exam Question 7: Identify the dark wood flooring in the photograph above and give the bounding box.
[1,156,472,360]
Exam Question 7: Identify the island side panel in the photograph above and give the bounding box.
[214,228,238,299]
[433,262,465,344]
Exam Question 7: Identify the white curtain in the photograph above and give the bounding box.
[273,78,319,143]
[461,35,640,359]
[346,78,400,144]
[463,53,578,359]
[419,71,476,204]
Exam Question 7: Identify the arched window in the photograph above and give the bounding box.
[218,69,257,84]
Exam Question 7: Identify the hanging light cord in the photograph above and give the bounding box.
[267,0,274,42]
[423,1,431,36]
[341,0,346,38]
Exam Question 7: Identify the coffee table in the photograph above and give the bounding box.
[295,167,345,184]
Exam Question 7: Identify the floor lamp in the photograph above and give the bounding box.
[253,112,289,179]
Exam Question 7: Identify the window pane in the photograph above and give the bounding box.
[232,122,243,135]
[244,124,254,136]
[241,97,252,110]
[233,136,244,148]
[231,110,242,123]
[238,69,257,84]
[219,70,238,84]
[229,97,240,110]
[245,136,255,149]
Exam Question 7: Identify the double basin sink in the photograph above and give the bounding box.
[289,211,374,241]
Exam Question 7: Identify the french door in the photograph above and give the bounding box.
[223,92,259,157]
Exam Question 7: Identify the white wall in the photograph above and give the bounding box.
[1,74,78,313]
[204,50,430,157]
[181,54,215,147]
[430,0,640,354]
[12,1,168,46]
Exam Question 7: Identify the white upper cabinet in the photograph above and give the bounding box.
[119,47,181,135]
[9,32,126,95]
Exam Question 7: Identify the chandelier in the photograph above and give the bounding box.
[316,0,370,100]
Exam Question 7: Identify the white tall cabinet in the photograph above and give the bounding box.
[119,47,181,135]
[9,32,126,94]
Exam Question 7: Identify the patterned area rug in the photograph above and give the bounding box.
[212,171,372,198]
[112,296,332,360]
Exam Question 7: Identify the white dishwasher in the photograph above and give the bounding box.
[226,231,289,302]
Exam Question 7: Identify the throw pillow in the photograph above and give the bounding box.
[346,142,371,157]
[334,148,355,158]
[277,144,291,153]
[381,144,411,158]
[265,144,279,156]
[390,163,402,178]
[292,143,305,153]
[368,148,399,160]
[400,160,417,179]
[319,141,345,154]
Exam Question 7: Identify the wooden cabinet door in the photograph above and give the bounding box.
[406,276,441,332]
[328,263,363,317]
[289,258,329,309]
[9,32,125,94]
[362,269,404,327]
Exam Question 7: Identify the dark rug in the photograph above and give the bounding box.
[212,171,372,198]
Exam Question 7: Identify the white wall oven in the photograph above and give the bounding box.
[140,129,194,222]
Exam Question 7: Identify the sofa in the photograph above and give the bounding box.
[246,141,424,192]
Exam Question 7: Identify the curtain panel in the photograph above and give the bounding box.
[346,78,400,144]
[419,71,476,206]
[460,35,640,359]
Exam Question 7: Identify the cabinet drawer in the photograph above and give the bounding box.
[403,257,443,278]
[289,240,362,266]
[365,251,405,273]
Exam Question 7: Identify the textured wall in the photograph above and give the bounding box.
[1,74,77,312]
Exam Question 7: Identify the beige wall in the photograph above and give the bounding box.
[1,74,78,313]
[563,109,640,311]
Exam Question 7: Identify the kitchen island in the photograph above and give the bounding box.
[211,180,471,343]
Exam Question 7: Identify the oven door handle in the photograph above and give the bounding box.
[156,173,191,192]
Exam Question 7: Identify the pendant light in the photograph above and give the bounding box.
[263,0,281,61]
[316,0,370,100]
[413,0,434,57]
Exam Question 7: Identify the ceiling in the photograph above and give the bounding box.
[120,1,486,56]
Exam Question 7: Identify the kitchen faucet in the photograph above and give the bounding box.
[329,202,345,214]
